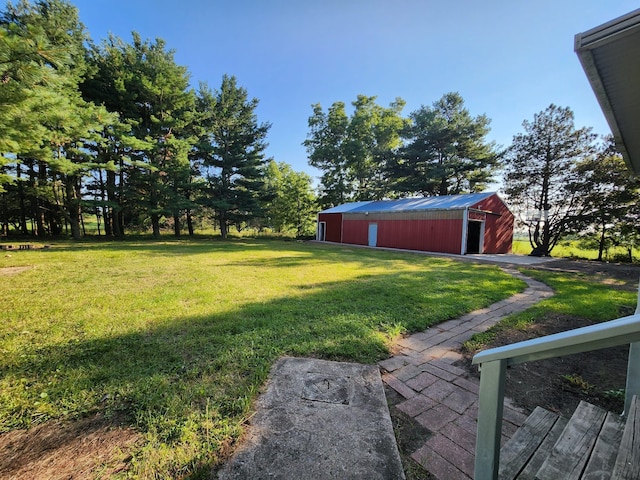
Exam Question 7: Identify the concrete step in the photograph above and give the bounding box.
[218,357,406,480]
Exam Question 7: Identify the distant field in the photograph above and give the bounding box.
[512,239,637,262]
[0,238,525,478]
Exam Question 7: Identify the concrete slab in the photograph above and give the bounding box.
[218,357,406,480]
[464,253,559,265]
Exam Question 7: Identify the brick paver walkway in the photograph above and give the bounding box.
[378,267,554,480]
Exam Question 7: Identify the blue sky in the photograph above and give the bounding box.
[16,1,640,184]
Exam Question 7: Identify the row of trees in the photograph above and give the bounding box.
[0,0,316,239]
[305,98,640,258]
[3,2,638,255]
[304,92,499,207]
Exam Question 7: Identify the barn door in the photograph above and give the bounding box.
[368,223,378,247]
[466,221,484,254]
[317,221,326,241]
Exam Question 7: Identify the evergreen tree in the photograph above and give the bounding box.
[83,33,195,238]
[394,92,499,196]
[194,76,271,238]
[1,0,119,239]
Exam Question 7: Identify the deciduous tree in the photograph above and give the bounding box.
[263,160,317,237]
[577,139,640,261]
[304,95,406,208]
[503,104,597,256]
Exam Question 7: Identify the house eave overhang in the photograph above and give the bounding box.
[575,9,640,175]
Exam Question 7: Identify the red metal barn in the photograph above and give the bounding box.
[316,193,514,255]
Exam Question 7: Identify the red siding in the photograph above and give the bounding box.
[321,193,514,255]
[318,213,343,243]
[342,218,463,254]
[472,194,514,254]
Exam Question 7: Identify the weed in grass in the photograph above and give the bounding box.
[1,239,524,477]
[561,374,594,394]
[604,388,625,400]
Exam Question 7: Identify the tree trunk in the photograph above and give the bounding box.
[113,158,125,237]
[65,176,82,240]
[151,214,161,238]
[439,175,448,196]
[219,210,228,239]
[174,213,181,237]
[186,209,194,236]
[0,192,8,236]
[16,162,29,235]
[597,220,606,262]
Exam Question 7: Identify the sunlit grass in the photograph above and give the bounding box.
[1,238,524,478]
[512,238,637,262]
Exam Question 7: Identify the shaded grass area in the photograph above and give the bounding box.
[1,239,524,478]
[463,268,637,352]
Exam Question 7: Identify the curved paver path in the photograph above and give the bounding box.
[378,267,554,480]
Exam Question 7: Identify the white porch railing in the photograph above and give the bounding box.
[472,292,640,479]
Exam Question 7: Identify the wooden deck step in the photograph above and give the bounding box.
[535,401,608,479]
[611,395,640,480]
[499,400,633,480]
[498,407,565,480]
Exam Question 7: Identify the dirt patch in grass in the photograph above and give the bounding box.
[0,266,32,276]
[0,413,141,479]
[385,386,435,480]
[458,314,629,417]
[457,257,637,418]
[535,258,640,286]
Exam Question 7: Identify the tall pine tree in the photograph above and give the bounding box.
[194,76,271,238]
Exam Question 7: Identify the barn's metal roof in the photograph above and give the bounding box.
[319,192,497,214]
[575,9,640,175]
[319,201,374,214]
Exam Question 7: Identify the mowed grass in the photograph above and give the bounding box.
[512,239,637,262]
[1,239,525,478]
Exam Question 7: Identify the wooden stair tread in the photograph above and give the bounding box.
[498,407,561,480]
[516,415,568,480]
[612,395,640,480]
[581,411,624,480]
[536,401,608,480]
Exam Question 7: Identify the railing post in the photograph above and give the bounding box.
[626,281,640,415]
[625,342,640,415]
[474,359,507,480]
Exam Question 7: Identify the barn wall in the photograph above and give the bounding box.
[342,217,464,254]
[320,193,514,255]
[471,194,514,253]
[318,213,343,243]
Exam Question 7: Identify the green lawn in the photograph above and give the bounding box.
[1,238,525,478]
[512,238,637,262]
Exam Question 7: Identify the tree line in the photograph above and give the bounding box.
[3,1,638,258]
[305,97,640,259]
[0,0,316,240]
